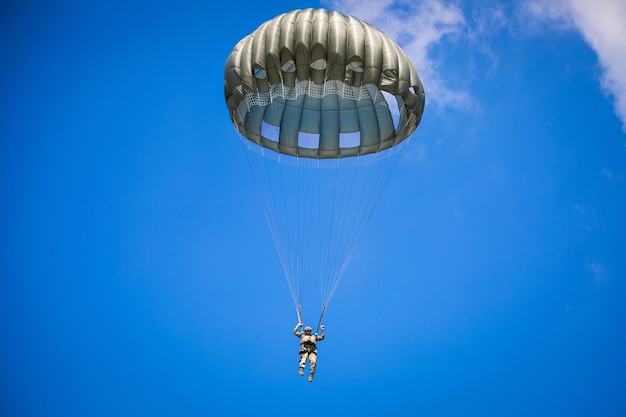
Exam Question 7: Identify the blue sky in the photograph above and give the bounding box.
[2,0,625,416]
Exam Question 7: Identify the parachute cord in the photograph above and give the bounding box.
[315,306,326,334]
[237,134,300,310]
[325,153,362,303]
[320,141,409,308]
[299,158,314,310]
[293,157,301,306]
[317,158,324,310]
[321,156,340,309]
[326,156,351,309]
[322,159,359,307]
[297,304,303,325]
[318,92,367,308]
[273,152,301,309]
[322,156,367,307]
[236,127,412,317]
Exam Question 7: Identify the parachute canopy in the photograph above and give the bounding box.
[224,8,425,158]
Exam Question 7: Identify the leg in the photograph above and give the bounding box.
[308,352,317,381]
[298,353,307,375]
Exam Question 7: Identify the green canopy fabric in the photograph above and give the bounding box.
[224,8,425,158]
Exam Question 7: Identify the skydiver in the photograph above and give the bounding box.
[293,322,325,382]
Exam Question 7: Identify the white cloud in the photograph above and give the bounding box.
[527,0,626,132]
[572,203,602,237]
[601,167,614,179]
[601,166,623,180]
[586,260,608,284]
[524,0,572,25]
[322,0,626,133]
[404,140,427,162]
[323,0,471,110]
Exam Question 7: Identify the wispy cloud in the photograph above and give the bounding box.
[323,0,470,110]
[403,140,427,162]
[601,166,623,181]
[466,0,509,72]
[573,203,600,233]
[586,260,608,284]
[601,167,614,180]
[526,0,626,132]
[325,0,626,133]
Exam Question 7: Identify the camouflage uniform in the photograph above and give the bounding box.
[293,323,325,381]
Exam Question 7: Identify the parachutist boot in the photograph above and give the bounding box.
[308,373,314,382]
[298,367,304,376]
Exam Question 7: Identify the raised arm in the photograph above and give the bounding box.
[293,322,302,336]
[317,324,325,340]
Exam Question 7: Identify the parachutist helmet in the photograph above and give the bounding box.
[304,326,312,332]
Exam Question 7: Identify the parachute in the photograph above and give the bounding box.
[224,8,425,326]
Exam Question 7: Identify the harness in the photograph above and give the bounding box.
[300,334,317,354]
